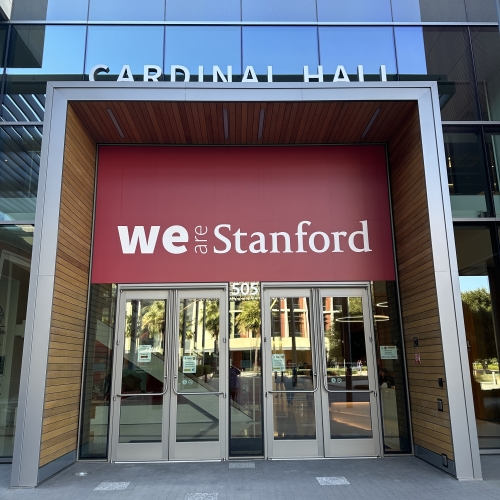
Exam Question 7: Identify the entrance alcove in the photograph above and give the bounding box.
[9,82,480,486]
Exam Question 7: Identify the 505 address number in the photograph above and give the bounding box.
[230,282,259,297]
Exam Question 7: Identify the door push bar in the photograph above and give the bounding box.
[323,377,377,397]
[173,375,226,398]
[265,374,319,397]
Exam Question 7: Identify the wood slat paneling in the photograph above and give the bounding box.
[72,101,412,146]
[39,105,96,467]
[388,105,454,460]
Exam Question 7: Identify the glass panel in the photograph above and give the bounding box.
[317,0,392,21]
[444,127,491,218]
[418,0,467,20]
[372,281,411,453]
[465,0,498,22]
[242,0,317,22]
[485,131,500,215]
[0,225,32,458]
[395,27,479,121]
[118,299,166,444]
[0,126,41,221]
[79,284,116,458]
[454,225,500,449]
[270,297,315,440]
[470,28,500,122]
[323,296,368,392]
[176,298,220,442]
[329,392,372,439]
[319,27,396,81]
[5,26,86,122]
[89,0,164,21]
[242,27,318,80]
[391,0,422,21]
[165,27,241,81]
[166,0,240,21]
[12,0,89,20]
[85,26,164,80]
[229,286,263,456]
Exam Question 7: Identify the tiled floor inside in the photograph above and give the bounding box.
[0,455,498,500]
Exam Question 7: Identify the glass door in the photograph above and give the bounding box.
[319,288,381,457]
[262,288,323,458]
[262,285,381,459]
[110,287,227,462]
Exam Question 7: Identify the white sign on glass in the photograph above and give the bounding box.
[138,344,152,362]
[183,355,197,374]
[380,346,398,360]
[272,354,286,371]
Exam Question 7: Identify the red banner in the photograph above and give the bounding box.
[91,145,395,283]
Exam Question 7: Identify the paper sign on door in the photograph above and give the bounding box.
[138,345,152,362]
[272,354,286,371]
[183,355,197,374]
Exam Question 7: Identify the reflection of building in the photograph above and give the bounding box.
[1,0,500,489]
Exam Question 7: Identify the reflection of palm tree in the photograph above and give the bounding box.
[236,300,261,370]
[141,300,166,336]
[205,300,220,353]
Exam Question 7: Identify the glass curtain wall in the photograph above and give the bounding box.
[454,225,500,449]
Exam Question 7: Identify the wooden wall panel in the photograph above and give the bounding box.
[39,105,96,467]
[388,105,454,459]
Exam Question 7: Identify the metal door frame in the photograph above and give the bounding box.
[109,283,228,462]
[261,282,383,459]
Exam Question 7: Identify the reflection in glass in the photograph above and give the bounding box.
[323,296,368,392]
[176,299,219,442]
[485,131,500,215]
[229,294,263,456]
[372,281,411,453]
[444,127,490,218]
[470,28,500,122]
[455,225,500,449]
[11,0,89,20]
[242,0,316,22]
[5,26,86,122]
[165,27,241,80]
[391,0,422,21]
[86,26,164,79]
[465,0,498,22]
[118,299,166,443]
[243,27,318,79]
[419,0,467,21]
[270,297,315,439]
[0,226,32,458]
[395,27,479,121]
[80,284,116,458]
[329,392,372,439]
[319,27,396,81]
[89,0,164,21]
[166,0,240,21]
[0,126,41,221]
[317,0,391,22]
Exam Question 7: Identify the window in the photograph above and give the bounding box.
[444,127,491,218]
[86,26,164,79]
[317,0,392,21]
[166,0,240,21]
[391,0,467,21]
[319,27,396,80]
[242,0,317,22]
[88,0,164,21]
[395,27,479,121]
[454,224,500,450]
[243,27,318,79]
[165,27,241,80]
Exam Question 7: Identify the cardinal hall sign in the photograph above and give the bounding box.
[89,64,389,83]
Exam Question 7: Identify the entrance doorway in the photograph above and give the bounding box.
[262,286,381,458]
[110,287,228,461]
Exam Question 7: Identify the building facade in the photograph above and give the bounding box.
[0,0,499,488]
